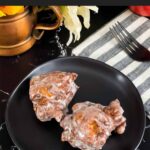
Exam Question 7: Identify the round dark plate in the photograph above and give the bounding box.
[5,56,145,150]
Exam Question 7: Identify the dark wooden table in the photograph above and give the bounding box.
[0,6,149,150]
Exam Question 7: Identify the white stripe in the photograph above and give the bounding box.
[89,17,147,59]
[133,67,150,87]
[122,61,141,75]
[88,38,118,59]
[137,28,150,46]
[106,51,127,66]
[141,88,150,104]
[73,10,132,55]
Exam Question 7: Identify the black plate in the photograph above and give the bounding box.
[6,56,145,150]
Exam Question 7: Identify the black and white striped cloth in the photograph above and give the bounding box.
[72,9,150,104]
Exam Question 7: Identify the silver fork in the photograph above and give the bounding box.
[110,21,150,61]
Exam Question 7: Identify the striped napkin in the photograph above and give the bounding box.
[72,9,150,104]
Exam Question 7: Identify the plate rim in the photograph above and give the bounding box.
[5,56,146,150]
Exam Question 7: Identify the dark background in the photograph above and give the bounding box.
[0,6,150,150]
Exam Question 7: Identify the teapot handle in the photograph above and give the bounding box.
[33,6,62,40]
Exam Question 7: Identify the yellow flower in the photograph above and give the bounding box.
[0,10,6,17]
[0,6,24,16]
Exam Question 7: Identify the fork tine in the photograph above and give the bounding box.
[115,23,136,51]
[110,22,150,61]
[110,26,132,55]
[117,21,140,48]
[113,25,134,53]
[110,26,126,49]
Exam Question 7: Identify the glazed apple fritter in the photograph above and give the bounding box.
[60,99,126,150]
[29,71,79,122]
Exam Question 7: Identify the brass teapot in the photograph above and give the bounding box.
[0,6,62,56]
